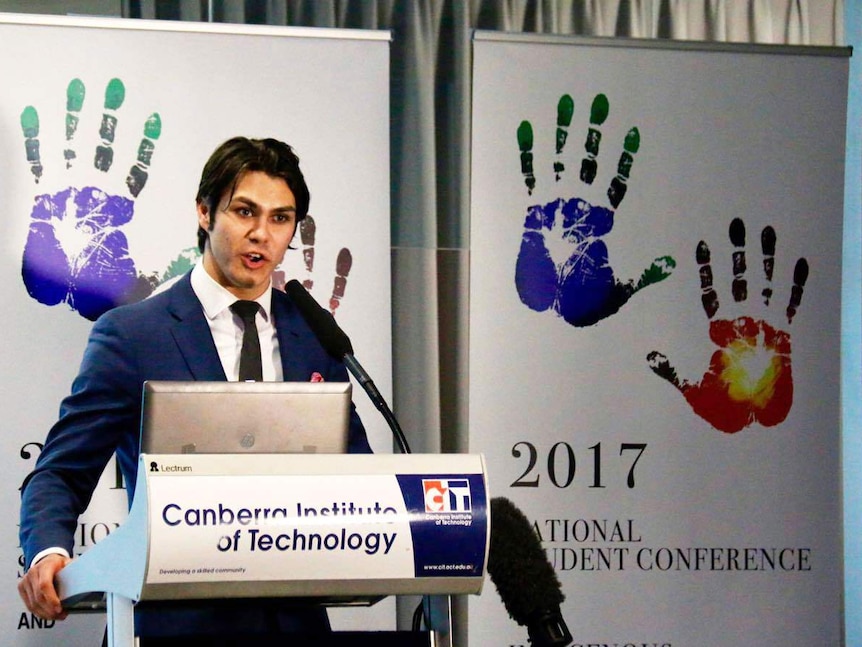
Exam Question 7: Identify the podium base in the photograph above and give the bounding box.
[101,594,452,647]
[116,631,432,646]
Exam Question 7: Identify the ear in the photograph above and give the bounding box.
[196,200,210,230]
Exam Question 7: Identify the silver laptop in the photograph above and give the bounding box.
[139,381,351,454]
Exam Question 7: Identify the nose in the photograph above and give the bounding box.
[247,215,270,242]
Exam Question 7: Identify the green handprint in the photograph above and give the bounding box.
[515,93,675,327]
[20,77,163,321]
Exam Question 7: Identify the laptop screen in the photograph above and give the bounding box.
[139,381,351,455]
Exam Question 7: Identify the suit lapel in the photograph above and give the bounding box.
[272,288,314,382]
[166,274,227,381]
[163,279,321,383]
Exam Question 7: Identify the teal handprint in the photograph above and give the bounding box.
[515,94,675,327]
[20,78,162,321]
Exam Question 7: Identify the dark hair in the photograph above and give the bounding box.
[195,136,310,253]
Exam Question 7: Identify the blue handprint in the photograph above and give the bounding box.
[515,94,674,327]
[20,78,162,321]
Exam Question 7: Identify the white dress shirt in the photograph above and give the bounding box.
[189,261,282,382]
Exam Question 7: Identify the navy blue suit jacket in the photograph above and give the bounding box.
[20,272,371,636]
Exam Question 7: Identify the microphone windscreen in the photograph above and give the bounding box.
[487,497,565,625]
[285,280,354,358]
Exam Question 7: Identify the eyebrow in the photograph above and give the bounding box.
[227,195,297,214]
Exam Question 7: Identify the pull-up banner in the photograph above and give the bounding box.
[468,33,849,646]
[0,13,392,646]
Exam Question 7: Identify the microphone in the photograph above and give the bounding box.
[488,497,573,647]
[285,279,411,454]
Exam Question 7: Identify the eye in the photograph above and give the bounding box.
[237,207,253,217]
[273,212,294,224]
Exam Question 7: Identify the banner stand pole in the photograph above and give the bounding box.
[425,594,453,647]
[105,593,135,647]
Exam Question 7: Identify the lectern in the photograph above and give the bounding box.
[57,452,489,646]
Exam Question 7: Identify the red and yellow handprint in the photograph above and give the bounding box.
[647,218,808,434]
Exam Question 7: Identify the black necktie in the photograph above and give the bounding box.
[230,300,263,382]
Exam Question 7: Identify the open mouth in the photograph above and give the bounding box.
[243,252,266,268]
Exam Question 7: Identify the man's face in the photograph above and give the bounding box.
[198,170,298,300]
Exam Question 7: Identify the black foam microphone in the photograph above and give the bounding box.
[488,497,573,647]
[285,280,354,357]
[285,279,411,454]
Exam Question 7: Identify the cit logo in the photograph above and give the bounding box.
[423,479,472,513]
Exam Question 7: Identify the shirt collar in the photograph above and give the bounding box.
[190,261,273,322]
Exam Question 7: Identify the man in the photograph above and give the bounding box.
[18,136,372,642]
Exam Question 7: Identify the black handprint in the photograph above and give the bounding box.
[273,214,354,316]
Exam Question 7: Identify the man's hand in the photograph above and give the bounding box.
[18,553,71,621]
